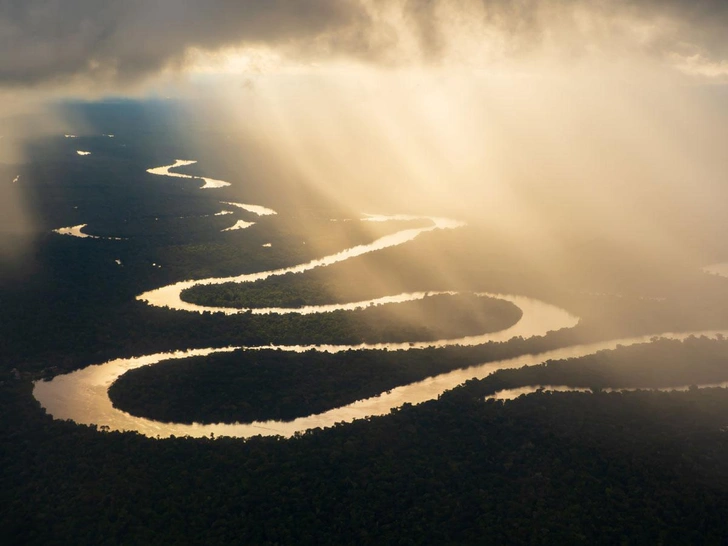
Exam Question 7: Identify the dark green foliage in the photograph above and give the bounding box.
[183,272,352,308]
[455,336,728,400]
[106,342,498,424]
[6,375,728,545]
[8,103,728,545]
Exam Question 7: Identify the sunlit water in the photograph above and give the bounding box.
[35,329,728,439]
[221,220,256,232]
[35,206,583,439]
[146,159,231,189]
[487,376,728,401]
[53,224,125,241]
[136,216,463,313]
[34,162,728,440]
[33,289,577,439]
[222,201,277,216]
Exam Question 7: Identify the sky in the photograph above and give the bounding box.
[2,0,728,270]
[1,0,728,86]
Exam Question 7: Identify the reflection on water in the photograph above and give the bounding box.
[221,220,255,232]
[147,159,196,176]
[44,207,727,441]
[487,385,592,400]
[35,329,728,439]
[242,291,458,316]
[34,211,587,439]
[30,147,728,439]
[222,201,277,216]
[53,224,125,240]
[362,212,464,230]
[487,378,728,401]
[137,215,463,313]
[147,159,231,189]
[33,292,578,439]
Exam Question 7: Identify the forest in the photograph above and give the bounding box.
[5,103,728,544]
[6,344,728,544]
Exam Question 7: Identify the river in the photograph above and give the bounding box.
[32,162,728,439]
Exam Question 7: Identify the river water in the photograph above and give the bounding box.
[487,377,728,401]
[147,159,231,189]
[32,162,728,440]
[36,207,585,438]
[53,224,125,240]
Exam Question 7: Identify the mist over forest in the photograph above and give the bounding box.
[3,1,728,544]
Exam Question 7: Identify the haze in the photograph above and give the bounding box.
[6,2,728,542]
[3,1,728,259]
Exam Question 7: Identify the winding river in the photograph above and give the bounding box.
[33,161,728,440]
[147,159,231,189]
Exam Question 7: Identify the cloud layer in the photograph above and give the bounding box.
[2,0,728,87]
[0,0,364,86]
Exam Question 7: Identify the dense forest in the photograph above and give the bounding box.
[6,351,728,544]
[108,335,728,426]
[182,272,353,308]
[6,103,728,544]
[485,336,728,393]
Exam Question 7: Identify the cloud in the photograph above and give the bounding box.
[2,0,728,90]
[0,0,368,86]
[386,0,728,74]
[671,54,728,79]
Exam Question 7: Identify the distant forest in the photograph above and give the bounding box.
[7,337,728,543]
[6,117,728,544]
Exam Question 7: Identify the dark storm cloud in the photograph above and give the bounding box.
[399,0,728,63]
[2,0,728,87]
[0,0,368,85]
